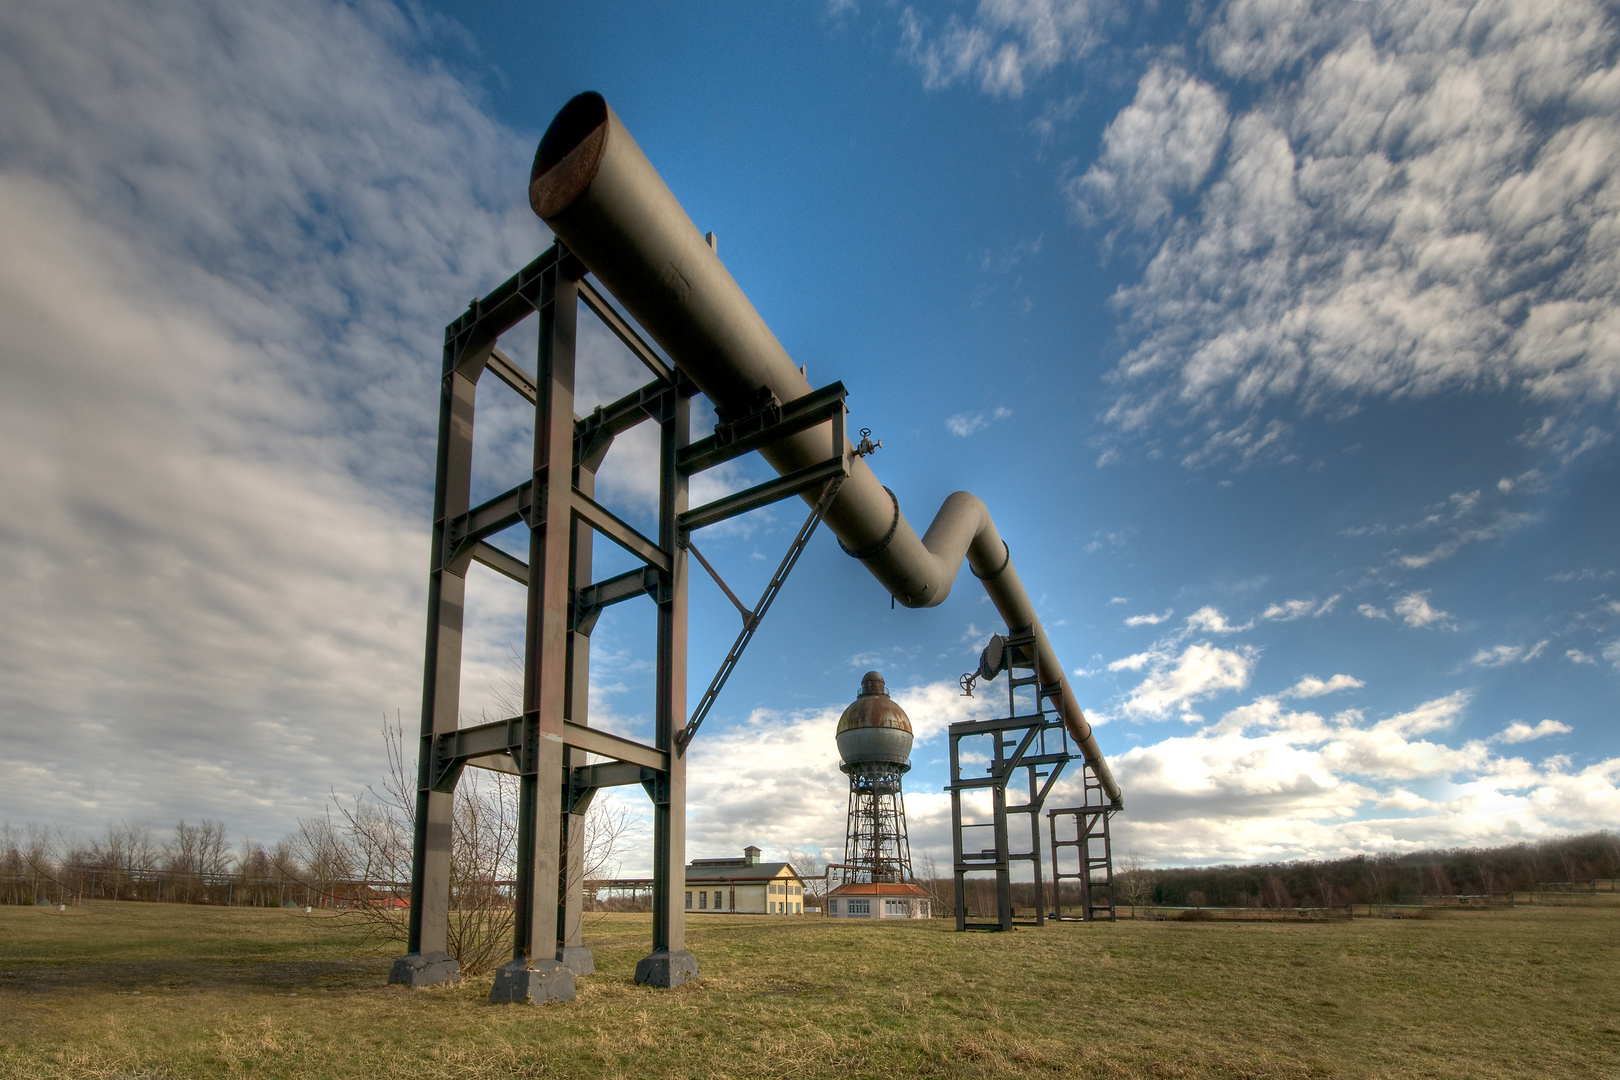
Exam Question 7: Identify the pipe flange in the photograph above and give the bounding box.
[970,540,1011,581]
[837,487,900,561]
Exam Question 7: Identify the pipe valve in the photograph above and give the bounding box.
[854,427,882,458]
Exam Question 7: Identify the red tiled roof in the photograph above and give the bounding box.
[827,881,933,897]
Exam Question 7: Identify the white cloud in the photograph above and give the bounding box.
[945,405,1014,436]
[1262,598,1314,621]
[1183,605,1251,634]
[1471,640,1549,666]
[1088,0,1620,454]
[0,0,556,836]
[1090,683,1620,865]
[1124,608,1173,626]
[900,0,1116,98]
[1567,648,1595,664]
[1358,603,1390,620]
[1284,674,1363,699]
[1069,64,1229,235]
[1120,642,1256,720]
[1393,591,1454,629]
[1605,640,1620,668]
[1495,719,1572,744]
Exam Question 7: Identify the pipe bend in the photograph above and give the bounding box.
[529,92,1122,807]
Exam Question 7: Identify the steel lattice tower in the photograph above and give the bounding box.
[836,672,914,884]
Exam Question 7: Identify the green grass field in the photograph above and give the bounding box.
[1,901,1616,1079]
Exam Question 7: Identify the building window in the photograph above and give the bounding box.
[830,899,838,914]
[699,891,707,909]
[848,899,870,915]
[795,902,800,914]
[685,891,692,909]
[715,891,723,910]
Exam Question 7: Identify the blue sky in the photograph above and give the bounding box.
[1,0,1616,874]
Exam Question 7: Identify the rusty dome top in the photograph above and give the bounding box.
[836,671,913,736]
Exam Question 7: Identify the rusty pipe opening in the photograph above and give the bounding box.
[531,90,611,219]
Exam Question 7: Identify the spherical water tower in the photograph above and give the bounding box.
[836,671,914,884]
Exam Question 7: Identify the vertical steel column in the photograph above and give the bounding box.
[389,351,478,989]
[992,767,1014,931]
[491,264,578,1004]
[636,391,697,986]
[558,435,608,977]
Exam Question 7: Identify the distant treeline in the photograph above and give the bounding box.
[0,819,388,909]
[1124,832,1620,909]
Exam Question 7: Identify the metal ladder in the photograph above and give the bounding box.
[1048,764,1117,922]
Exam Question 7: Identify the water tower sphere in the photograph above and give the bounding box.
[836,671,913,768]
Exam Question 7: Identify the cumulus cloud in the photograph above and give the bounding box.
[1085,0,1620,456]
[1118,642,1257,720]
[1393,591,1454,629]
[1494,719,1572,743]
[900,0,1116,98]
[1069,64,1229,236]
[1567,648,1596,664]
[1028,677,1620,865]
[1124,608,1173,626]
[1183,606,1251,634]
[1284,674,1364,699]
[1358,603,1390,620]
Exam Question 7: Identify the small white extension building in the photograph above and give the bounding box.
[825,881,933,919]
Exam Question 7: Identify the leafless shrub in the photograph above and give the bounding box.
[1114,852,1158,917]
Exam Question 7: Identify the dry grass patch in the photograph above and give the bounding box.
[0,902,1616,1078]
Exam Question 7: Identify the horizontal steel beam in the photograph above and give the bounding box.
[487,346,538,404]
[472,541,528,584]
[678,382,847,475]
[447,481,533,557]
[445,244,571,374]
[947,713,1060,737]
[578,277,675,385]
[572,488,671,572]
[439,716,522,761]
[574,376,675,449]
[572,761,654,789]
[576,565,660,619]
[561,721,667,772]
[679,456,846,535]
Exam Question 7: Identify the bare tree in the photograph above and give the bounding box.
[320,712,627,976]
[1114,852,1157,918]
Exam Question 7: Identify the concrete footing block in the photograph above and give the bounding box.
[490,958,576,1004]
[557,946,595,976]
[634,948,698,988]
[388,951,462,988]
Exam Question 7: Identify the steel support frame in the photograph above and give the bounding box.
[393,243,850,998]
[1048,770,1118,923]
[947,631,1072,932]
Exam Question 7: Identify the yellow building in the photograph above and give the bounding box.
[684,846,806,915]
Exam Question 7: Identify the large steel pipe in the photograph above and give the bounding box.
[530,92,1120,805]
